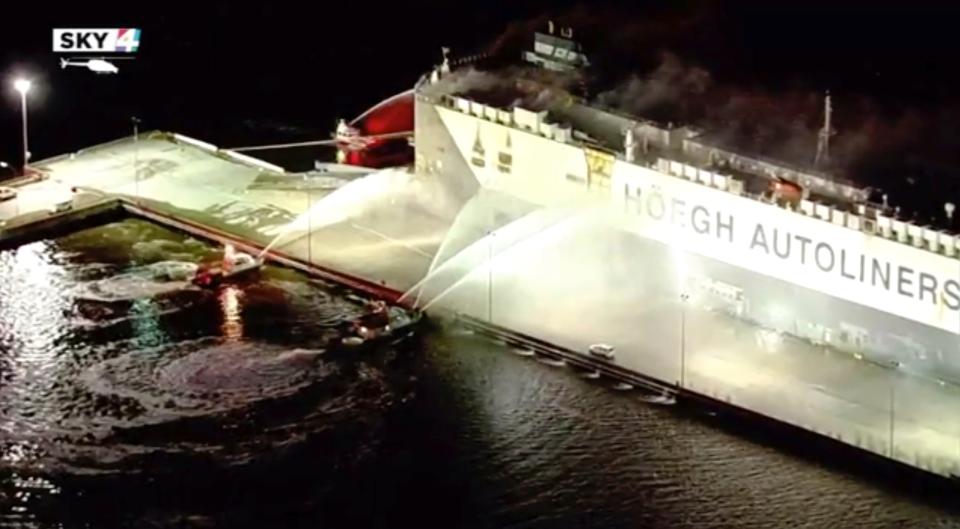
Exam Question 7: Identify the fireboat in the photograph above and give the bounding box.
[192,244,263,288]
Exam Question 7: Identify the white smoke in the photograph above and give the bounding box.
[595,52,711,119]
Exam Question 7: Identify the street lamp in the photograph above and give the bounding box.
[13,79,31,176]
[132,117,141,198]
[680,291,690,388]
[303,174,313,264]
[487,231,495,323]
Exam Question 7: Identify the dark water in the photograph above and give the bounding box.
[0,219,958,528]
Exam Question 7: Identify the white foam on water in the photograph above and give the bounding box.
[80,340,331,420]
[72,261,199,302]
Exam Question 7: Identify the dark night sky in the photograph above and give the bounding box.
[3,0,960,204]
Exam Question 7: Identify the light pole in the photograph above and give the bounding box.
[680,291,690,388]
[888,379,895,458]
[304,175,312,264]
[13,79,31,176]
[132,117,141,199]
[487,231,494,323]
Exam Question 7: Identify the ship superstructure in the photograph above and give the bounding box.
[411,23,960,385]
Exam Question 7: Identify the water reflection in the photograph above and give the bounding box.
[130,299,167,349]
[219,285,245,341]
[0,220,408,526]
[0,242,73,455]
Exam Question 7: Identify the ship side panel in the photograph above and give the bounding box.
[423,99,960,380]
[414,95,481,221]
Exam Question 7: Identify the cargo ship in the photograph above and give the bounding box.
[399,24,960,390]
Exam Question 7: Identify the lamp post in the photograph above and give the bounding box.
[132,117,141,199]
[304,174,312,264]
[888,379,895,458]
[680,291,690,388]
[488,231,494,323]
[13,79,31,176]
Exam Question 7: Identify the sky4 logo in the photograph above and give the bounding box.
[53,29,141,53]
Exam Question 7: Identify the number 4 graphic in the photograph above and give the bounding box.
[116,29,141,52]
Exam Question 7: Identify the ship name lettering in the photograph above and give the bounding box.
[645,191,665,220]
[628,180,960,314]
[743,224,959,309]
[919,272,938,304]
[749,224,769,253]
[871,260,890,290]
[944,280,960,310]
[795,235,812,265]
[772,229,791,259]
[814,242,835,273]
[670,198,686,228]
[691,205,711,235]
[716,213,734,243]
[839,250,859,281]
[631,184,734,243]
[897,266,914,298]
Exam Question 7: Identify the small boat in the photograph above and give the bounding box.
[335,304,424,351]
[192,253,263,288]
[588,343,616,359]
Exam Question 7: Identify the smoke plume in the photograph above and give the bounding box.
[469,5,960,210]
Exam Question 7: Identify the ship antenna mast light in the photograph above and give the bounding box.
[440,47,451,74]
[814,91,835,167]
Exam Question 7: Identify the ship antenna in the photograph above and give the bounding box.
[440,47,451,74]
[548,20,555,34]
[814,91,834,167]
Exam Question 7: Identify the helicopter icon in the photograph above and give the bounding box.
[59,57,133,74]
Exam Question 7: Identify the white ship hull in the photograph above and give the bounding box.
[411,91,960,385]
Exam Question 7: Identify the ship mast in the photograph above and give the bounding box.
[814,91,834,167]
